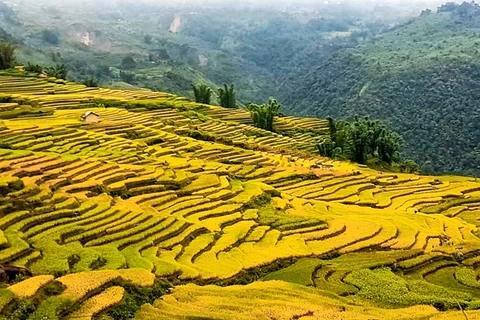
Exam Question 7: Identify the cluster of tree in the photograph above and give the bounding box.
[192,83,236,109]
[246,98,281,132]
[192,83,282,133]
[192,84,212,104]
[218,84,236,109]
[44,64,68,79]
[119,70,135,84]
[318,117,402,164]
[83,77,98,87]
[24,62,68,80]
[121,56,136,70]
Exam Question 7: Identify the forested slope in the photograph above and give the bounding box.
[282,2,480,176]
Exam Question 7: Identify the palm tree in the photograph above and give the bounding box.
[218,84,236,108]
[247,98,281,132]
[45,64,68,80]
[192,84,212,104]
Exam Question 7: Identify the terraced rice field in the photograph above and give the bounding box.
[0,75,480,319]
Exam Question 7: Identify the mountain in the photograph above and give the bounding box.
[0,0,418,104]
[281,2,480,176]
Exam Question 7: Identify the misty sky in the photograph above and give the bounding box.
[7,0,466,5]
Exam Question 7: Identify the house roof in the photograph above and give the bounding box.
[81,111,99,119]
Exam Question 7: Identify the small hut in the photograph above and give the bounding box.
[81,111,100,123]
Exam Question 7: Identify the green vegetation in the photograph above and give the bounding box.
[218,84,236,109]
[45,64,68,80]
[317,116,418,171]
[247,98,281,132]
[0,41,15,70]
[283,2,480,176]
[121,56,137,70]
[83,77,98,88]
[41,30,60,45]
[192,84,212,104]
[344,268,469,310]
[262,258,322,286]
[106,280,170,320]
[24,63,43,74]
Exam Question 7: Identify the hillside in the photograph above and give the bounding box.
[282,2,480,177]
[0,74,480,319]
[0,0,421,105]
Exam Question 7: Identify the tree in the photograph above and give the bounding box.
[0,41,15,70]
[317,136,335,158]
[45,64,68,79]
[83,77,98,87]
[144,35,153,44]
[192,84,212,104]
[121,56,136,70]
[247,98,281,132]
[218,84,236,109]
[42,30,60,45]
[119,70,135,84]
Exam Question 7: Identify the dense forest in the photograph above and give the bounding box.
[281,2,480,176]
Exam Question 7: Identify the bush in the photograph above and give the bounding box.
[89,257,107,270]
[67,254,80,270]
[187,130,216,142]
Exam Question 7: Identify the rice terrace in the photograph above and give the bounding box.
[1,72,480,320]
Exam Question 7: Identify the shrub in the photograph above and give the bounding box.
[0,94,13,103]
[89,257,108,270]
[67,254,81,270]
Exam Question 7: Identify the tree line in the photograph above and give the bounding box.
[192,82,417,172]
[318,116,419,172]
